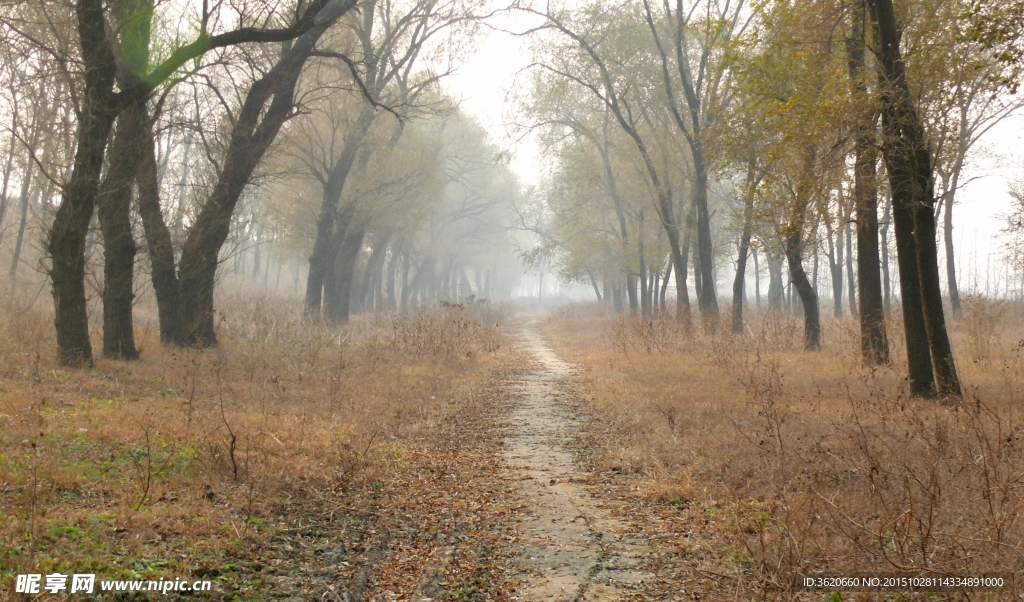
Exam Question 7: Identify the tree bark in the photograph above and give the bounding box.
[851,129,891,363]
[881,193,892,312]
[871,0,959,396]
[325,221,367,323]
[136,112,182,344]
[48,0,121,366]
[825,214,843,316]
[848,7,890,364]
[942,170,962,314]
[783,155,822,351]
[96,103,145,360]
[845,219,858,318]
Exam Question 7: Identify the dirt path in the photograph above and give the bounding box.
[503,326,652,601]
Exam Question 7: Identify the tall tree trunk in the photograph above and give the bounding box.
[732,164,756,333]
[848,7,890,364]
[638,228,650,317]
[386,245,400,310]
[358,234,388,312]
[10,174,42,282]
[659,256,671,310]
[399,252,415,311]
[784,224,821,350]
[826,216,843,317]
[177,7,350,345]
[589,271,602,301]
[173,129,194,238]
[304,110,375,314]
[784,151,822,350]
[9,142,37,281]
[845,219,858,318]
[943,169,962,314]
[752,248,761,309]
[48,0,122,366]
[251,224,263,278]
[692,151,718,320]
[136,111,182,344]
[767,251,784,309]
[96,102,146,360]
[871,0,959,396]
[693,238,703,303]
[326,222,367,323]
[0,116,19,241]
[881,193,892,313]
[625,273,638,313]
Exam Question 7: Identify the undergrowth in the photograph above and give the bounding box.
[546,300,1024,599]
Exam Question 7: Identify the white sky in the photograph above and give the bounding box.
[439,15,1024,294]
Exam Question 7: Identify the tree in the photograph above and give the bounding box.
[870,0,961,397]
[526,4,696,325]
[41,0,358,364]
[847,0,890,365]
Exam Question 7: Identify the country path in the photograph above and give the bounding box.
[501,324,653,601]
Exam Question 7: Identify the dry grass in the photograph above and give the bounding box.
[544,300,1024,599]
[0,284,512,599]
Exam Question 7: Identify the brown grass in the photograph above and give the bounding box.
[543,300,1024,599]
[0,284,512,599]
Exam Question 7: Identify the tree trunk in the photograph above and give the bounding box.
[943,171,961,315]
[386,245,400,310]
[881,193,892,313]
[659,256,671,310]
[826,216,843,317]
[10,174,43,283]
[692,151,719,321]
[638,231,650,317]
[784,224,821,350]
[784,151,822,350]
[96,103,146,360]
[399,254,413,312]
[732,164,756,333]
[304,110,375,314]
[0,120,18,242]
[845,219,858,318]
[753,248,761,309]
[589,271,602,301]
[358,234,388,312]
[871,0,959,396]
[177,9,349,345]
[767,251,784,309]
[9,144,37,281]
[693,239,703,303]
[136,111,182,344]
[251,224,263,278]
[48,0,122,366]
[848,7,890,364]
[851,129,890,363]
[326,223,367,323]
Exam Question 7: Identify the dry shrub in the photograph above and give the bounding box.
[543,300,1024,598]
[0,286,509,592]
[958,294,1011,360]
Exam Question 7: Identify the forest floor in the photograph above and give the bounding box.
[5,298,1022,601]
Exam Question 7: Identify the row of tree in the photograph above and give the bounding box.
[520,0,1023,398]
[0,0,523,367]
